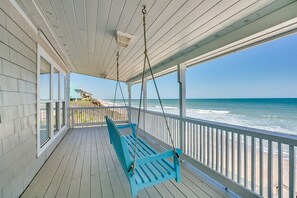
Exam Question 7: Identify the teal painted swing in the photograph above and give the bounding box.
[105,6,182,197]
[105,117,182,197]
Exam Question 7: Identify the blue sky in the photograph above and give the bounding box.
[71,33,297,99]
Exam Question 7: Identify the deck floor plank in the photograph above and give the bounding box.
[79,128,92,197]
[56,130,84,198]
[96,128,114,197]
[99,127,127,198]
[25,130,74,198]
[44,129,80,198]
[154,184,175,198]
[90,128,102,198]
[181,165,228,198]
[21,131,73,198]
[22,127,235,198]
[67,131,87,197]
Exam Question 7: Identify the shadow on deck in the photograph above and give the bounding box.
[21,127,235,198]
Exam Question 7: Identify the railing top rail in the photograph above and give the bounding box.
[69,106,128,110]
[130,107,297,146]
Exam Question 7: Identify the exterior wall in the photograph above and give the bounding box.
[0,7,70,198]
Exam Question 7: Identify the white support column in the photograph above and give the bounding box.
[128,83,132,123]
[143,78,147,132]
[178,63,186,151]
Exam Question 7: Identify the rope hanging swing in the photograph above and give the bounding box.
[105,6,182,197]
[132,6,180,172]
[112,52,130,122]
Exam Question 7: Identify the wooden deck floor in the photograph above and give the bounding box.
[21,127,235,198]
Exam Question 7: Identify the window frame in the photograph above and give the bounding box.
[37,44,67,157]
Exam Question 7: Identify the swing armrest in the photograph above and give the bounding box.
[117,123,136,129]
[136,149,182,166]
[118,123,137,136]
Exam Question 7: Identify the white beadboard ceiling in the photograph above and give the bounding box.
[16,0,297,83]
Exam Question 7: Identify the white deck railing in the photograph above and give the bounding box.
[69,106,296,197]
[130,107,297,198]
[70,106,128,127]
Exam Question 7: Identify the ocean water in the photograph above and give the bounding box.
[107,98,297,135]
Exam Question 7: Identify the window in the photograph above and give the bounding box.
[60,74,65,100]
[40,103,50,146]
[39,57,51,145]
[53,68,59,100]
[40,57,51,100]
[37,44,67,156]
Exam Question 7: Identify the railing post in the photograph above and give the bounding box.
[178,63,186,151]
[128,83,132,123]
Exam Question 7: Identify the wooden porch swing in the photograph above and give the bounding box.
[105,6,182,197]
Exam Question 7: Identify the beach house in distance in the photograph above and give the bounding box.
[0,0,296,198]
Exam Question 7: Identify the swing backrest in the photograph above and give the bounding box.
[105,116,132,172]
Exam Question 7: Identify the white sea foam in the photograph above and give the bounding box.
[153,105,179,110]
[261,115,278,118]
[193,109,230,114]
[102,101,115,106]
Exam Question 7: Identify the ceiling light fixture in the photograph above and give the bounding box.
[116,31,134,48]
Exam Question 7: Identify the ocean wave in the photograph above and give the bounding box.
[194,109,230,114]
[153,105,179,110]
[261,115,278,118]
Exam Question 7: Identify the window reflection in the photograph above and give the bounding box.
[40,57,51,100]
[60,74,65,100]
[40,102,50,145]
[53,68,59,100]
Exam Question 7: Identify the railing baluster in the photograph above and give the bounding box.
[212,128,214,169]
[226,131,229,177]
[191,123,196,158]
[278,142,283,198]
[195,124,198,160]
[251,137,256,191]
[289,145,296,198]
[200,125,202,162]
[238,134,241,184]
[79,109,81,123]
[71,109,73,126]
[220,130,223,174]
[232,132,234,180]
[188,122,191,155]
[244,135,247,187]
[268,140,273,198]
[207,126,210,167]
[186,122,188,155]
[203,126,206,164]
[193,123,196,158]
[216,128,219,172]
[190,123,193,158]
[260,139,263,196]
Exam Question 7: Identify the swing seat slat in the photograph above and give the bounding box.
[105,116,182,197]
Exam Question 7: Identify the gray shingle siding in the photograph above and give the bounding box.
[0,8,69,198]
